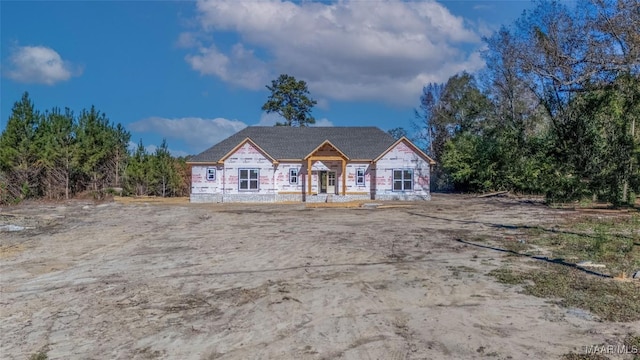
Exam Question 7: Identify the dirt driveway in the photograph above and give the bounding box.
[1,195,638,359]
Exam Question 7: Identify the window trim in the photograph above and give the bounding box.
[289,168,299,184]
[238,168,259,191]
[392,168,413,191]
[355,168,365,186]
[206,167,216,181]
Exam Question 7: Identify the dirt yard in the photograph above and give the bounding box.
[1,195,638,359]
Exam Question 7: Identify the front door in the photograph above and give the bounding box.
[319,171,336,194]
[319,171,327,193]
[327,171,336,194]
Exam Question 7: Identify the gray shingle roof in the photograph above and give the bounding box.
[189,126,398,163]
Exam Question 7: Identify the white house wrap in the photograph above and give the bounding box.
[188,127,435,203]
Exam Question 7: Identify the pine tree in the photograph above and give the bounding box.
[153,139,172,197]
[262,74,317,126]
[35,108,75,199]
[124,139,150,196]
[0,92,41,199]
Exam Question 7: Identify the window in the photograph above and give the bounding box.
[289,168,298,184]
[206,168,216,181]
[356,168,365,186]
[239,169,259,190]
[393,169,413,191]
[328,172,336,187]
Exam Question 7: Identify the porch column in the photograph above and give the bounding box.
[307,158,312,195]
[341,159,346,196]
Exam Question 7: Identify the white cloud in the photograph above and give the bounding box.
[184,0,484,105]
[5,45,81,85]
[255,112,283,126]
[255,112,333,127]
[185,43,269,89]
[170,149,191,158]
[131,113,334,154]
[312,118,334,127]
[127,140,189,158]
[175,32,202,48]
[129,116,247,153]
[316,98,331,111]
[128,141,138,153]
[145,144,159,154]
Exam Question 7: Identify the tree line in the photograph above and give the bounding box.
[0,93,189,204]
[2,0,637,206]
[409,0,639,206]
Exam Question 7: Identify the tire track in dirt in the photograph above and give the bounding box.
[3,196,634,359]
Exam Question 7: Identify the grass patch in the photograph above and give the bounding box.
[489,265,640,322]
[447,265,477,278]
[560,353,610,360]
[622,333,640,360]
[524,215,640,277]
[560,333,640,360]
[625,333,640,356]
[502,240,531,254]
[489,268,526,285]
[29,350,48,360]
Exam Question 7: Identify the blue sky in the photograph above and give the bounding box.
[1,0,533,157]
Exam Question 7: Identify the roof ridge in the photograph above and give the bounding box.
[245,126,380,128]
[189,125,398,163]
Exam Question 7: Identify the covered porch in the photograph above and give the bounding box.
[304,140,348,196]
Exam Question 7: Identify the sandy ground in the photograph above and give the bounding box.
[1,195,638,360]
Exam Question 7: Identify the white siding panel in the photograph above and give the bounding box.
[191,165,223,194]
[274,162,305,192]
[375,142,430,197]
[223,142,275,194]
[345,163,371,193]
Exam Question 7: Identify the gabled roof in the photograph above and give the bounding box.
[374,137,436,165]
[189,126,399,163]
[219,137,277,163]
[304,140,350,160]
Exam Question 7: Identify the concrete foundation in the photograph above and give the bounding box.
[374,193,432,201]
[191,192,430,203]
